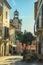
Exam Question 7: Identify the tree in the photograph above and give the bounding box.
[16,31,35,46]
[16,32,24,43]
[23,32,35,45]
[22,32,36,55]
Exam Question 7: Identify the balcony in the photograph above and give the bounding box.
[37,28,43,32]
[37,22,43,32]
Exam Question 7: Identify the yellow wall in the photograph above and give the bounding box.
[3,4,10,28]
[0,2,3,23]
[1,43,4,56]
[0,1,11,56]
[9,28,14,36]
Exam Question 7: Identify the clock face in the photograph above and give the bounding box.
[15,15,18,17]
[0,6,2,16]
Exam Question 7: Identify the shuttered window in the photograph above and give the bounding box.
[4,27,9,40]
[37,18,39,28]
[41,4,43,27]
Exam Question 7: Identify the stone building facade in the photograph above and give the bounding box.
[34,0,43,54]
[0,0,11,56]
[13,10,22,54]
[9,19,16,55]
[13,10,22,32]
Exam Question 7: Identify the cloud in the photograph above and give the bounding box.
[12,0,16,6]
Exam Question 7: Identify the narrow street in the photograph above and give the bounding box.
[0,56,43,65]
[0,0,43,65]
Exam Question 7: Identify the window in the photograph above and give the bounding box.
[13,20,16,25]
[37,19,39,28]
[42,5,43,27]
[4,27,7,40]
[6,12,7,19]
[4,27,9,40]
[14,22,16,25]
[39,15,41,28]
[34,22,37,33]
[6,12,8,22]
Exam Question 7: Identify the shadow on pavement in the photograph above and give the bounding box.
[6,58,20,60]
[10,60,29,65]
[10,60,43,65]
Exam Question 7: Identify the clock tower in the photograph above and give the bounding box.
[14,10,19,19]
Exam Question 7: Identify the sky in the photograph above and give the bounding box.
[7,0,37,35]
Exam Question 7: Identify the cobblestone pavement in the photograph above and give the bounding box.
[0,56,43,65]
[0,56,23,65]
